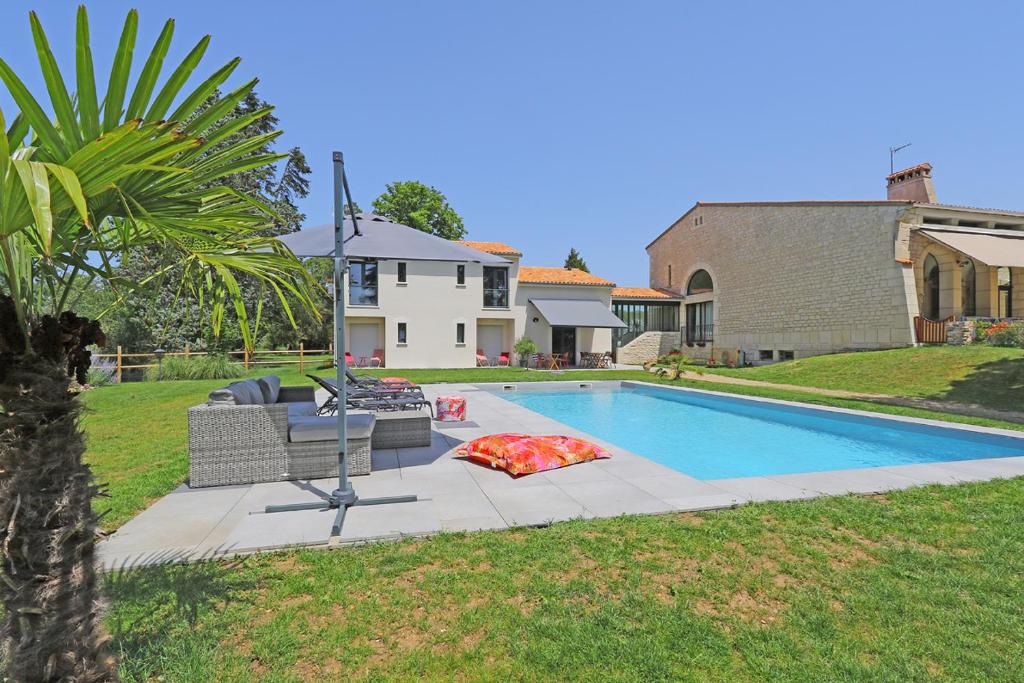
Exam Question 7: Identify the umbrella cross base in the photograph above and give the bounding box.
[265,484,418,536]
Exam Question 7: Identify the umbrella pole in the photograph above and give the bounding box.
[265,151,417,537]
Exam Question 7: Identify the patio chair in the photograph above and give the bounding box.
[476,349,490,366]
[498,351,511,367]
[370,349,385,367]
[308,374,426,416]
[342,370,416,390]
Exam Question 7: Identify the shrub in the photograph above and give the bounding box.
[655,352,691,366]
[984,321,1024,348]
[145,354,246,381]
[86,359,118,387]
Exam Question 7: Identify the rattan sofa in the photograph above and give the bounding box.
[187,376,374,488]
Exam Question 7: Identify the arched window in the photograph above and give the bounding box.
[998,267,1013,318]
[923,254,940,319]
[687,269,714,295]
[961,260,976,316]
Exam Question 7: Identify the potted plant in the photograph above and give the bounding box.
[514,335,538,367]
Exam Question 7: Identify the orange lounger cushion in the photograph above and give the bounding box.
[456,433,611,476]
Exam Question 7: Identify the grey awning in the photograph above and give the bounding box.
[280,213,510,263]
[920,229,1024,268]
[530,299,627,328]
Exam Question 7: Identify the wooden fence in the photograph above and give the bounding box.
[913,315,955,344]
[93,344,334,382]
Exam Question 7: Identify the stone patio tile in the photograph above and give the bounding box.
[708,476,818,502]
[591,456,681,479]
[398,468,479,494]
[221,507,335,552]
[465,463,554,490]
[484,484,590,526]
[337,499,440,542]
[874,463,966,485]
[661,494,744,512]
[557,479,674,517]
[538,462,618,484]
[428,488,499,521]
[625,474,733,501]
[440,516,508,533]
[100,545,205,571]
[765,468,925,495]
[370,449,400,471]
[937,457,1024,480]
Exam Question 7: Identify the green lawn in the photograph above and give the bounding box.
[106,478,1024,682]
[705,346,1024,411]
[83,359,1024,530]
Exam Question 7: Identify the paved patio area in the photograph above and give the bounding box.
[99,381,1024,569]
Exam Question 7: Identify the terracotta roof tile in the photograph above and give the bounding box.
[518,266,615,287]
[611,287,680,299]
[457,240,522,256]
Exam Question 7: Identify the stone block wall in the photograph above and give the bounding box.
[646,202,918,360]
[616,331,680,364]
[946,320,976,345]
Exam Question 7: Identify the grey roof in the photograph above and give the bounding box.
[530,299,627,328]
[280,213,510,263]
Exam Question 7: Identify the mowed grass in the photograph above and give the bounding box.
[106,477,1024,682]
[706,346,1024,411]
[83,360,1024,530]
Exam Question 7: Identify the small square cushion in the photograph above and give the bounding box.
[223,379,263,405]
[257,375,281,404]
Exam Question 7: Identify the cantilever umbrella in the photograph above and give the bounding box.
[263,153,421,535]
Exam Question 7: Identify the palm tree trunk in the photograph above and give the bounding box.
[0,295,117,681]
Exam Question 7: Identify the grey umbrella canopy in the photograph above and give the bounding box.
[280,213,510,263]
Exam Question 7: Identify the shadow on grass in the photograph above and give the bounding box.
[931,356,1024,411]
[104,551,255,677]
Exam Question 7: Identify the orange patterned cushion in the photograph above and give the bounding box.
[457,433,611,476]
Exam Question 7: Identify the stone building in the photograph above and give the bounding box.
[644,163,1024,363]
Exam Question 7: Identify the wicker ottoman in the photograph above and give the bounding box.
[371,411,432,449]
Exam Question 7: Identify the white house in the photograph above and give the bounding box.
[281,215,641,368]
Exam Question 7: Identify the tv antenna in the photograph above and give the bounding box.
[889,143,912,174]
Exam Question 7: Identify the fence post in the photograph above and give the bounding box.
[299,342,304,375]
[184,343,190,358]
[243,348,250,370]
[116,345,123,383]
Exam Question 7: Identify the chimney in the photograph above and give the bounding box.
[886,162,937,203]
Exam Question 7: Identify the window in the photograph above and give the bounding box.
[684,301,713,345]
[456,264,465,286]
[687,269,714,294]
[397,322,407,344]
[397,262,407,284]
[998,266,1013,318]
[483,266,509,307]
[759,349,774,361]
[667,264,672,287]
[611,301,680,348]
[349,261,378,305]
[961,260,976,316]
[923,254,940,319]
[778,350,794,361]
[456,322,465,344]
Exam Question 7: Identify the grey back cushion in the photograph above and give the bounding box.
[225,379,264,405]
[257,375,281,404]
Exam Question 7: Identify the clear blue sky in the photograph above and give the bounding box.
[2,1,1022,285]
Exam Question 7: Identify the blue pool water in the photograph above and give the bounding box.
[496,384,1024,479]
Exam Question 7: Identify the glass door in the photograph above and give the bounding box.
[551,326,576,365]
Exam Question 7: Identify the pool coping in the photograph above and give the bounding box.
[478,379,1024,501]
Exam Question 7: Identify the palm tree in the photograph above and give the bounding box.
[0,8,319,680]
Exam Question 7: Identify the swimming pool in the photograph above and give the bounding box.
[494,383,1024,480]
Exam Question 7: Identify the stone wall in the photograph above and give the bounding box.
[616,331,680,364]
[646,203,918,360]
[946,320,976,346]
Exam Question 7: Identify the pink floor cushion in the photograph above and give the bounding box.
[457,433,611,476]
[436,395,467,422]
[380,376,412,385]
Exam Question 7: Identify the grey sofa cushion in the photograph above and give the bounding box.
[225,379,264,405]
[288,413,375,443]
[207,388,237,405]
[287,401,319,419]
[257,375,281,404]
